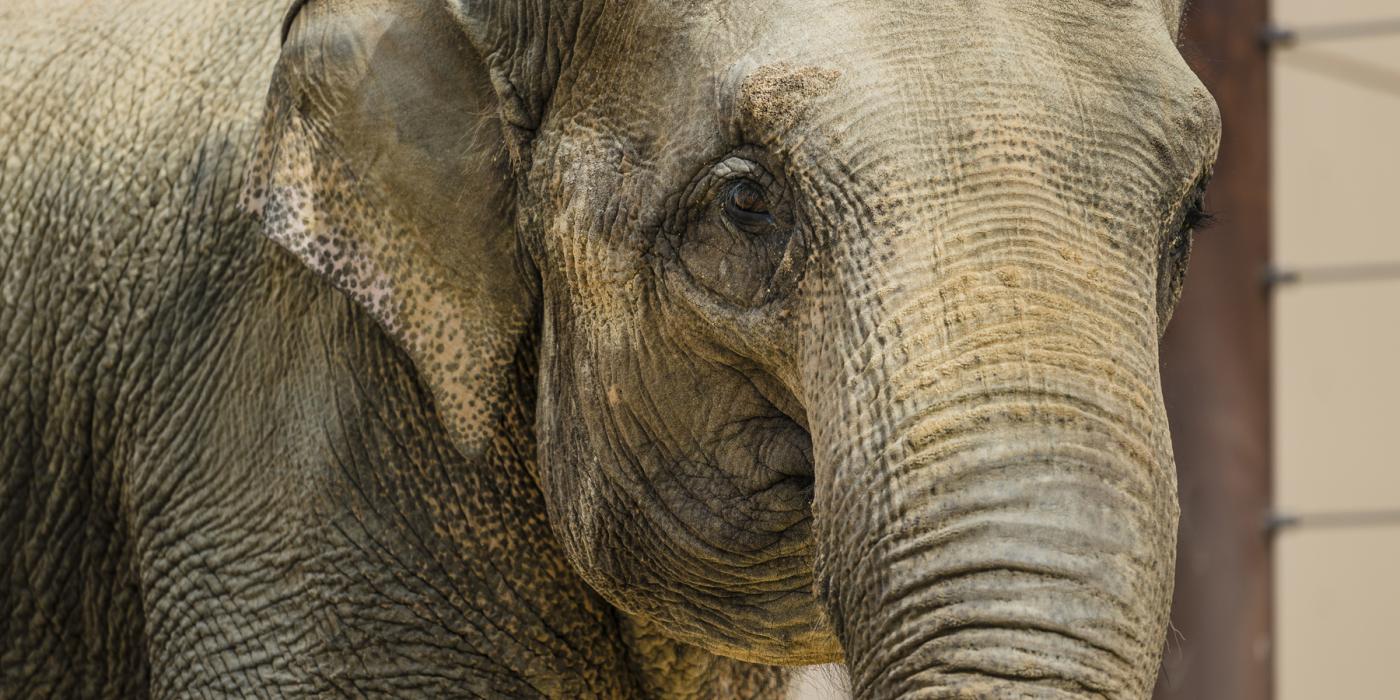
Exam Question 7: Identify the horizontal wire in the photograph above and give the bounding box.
[1247,19,1400,543]
[1265,261,1400,287]
[1263,18,1400,47]
[1276,47,1400,99]
[1269,508,1400,533]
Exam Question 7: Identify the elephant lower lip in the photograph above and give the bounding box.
[745,365,810,432]
[757,417,814,480]
[736,462,814,542]
[756,472,815,507]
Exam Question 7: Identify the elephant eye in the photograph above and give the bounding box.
[1156,176,1213,330]
[1180,200,1213,234]
[723,180,775,230]
[667,153,803,309]
[1181,173,1214,233]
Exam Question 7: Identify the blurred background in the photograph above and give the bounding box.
[1157,1,1399,699]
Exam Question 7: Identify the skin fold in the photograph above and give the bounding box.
[1,0,1217,698]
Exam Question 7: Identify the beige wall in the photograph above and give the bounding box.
[1272,1,1400,698]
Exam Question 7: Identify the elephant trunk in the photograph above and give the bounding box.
[804,207,1179,697]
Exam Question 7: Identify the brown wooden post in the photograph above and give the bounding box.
[1154,0,1273,698]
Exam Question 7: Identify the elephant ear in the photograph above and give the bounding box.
[242,0,534,456]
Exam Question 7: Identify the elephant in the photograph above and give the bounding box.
[1,0,1219,697]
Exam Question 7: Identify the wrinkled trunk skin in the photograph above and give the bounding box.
[797,50,1188,695]
[804,201,1179,697]
[812,284,1181,694]
[808,232,1178,698]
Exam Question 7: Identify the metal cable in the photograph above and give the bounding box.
[1276,47,1400,99]
[1264,18,1400,47]
[1265,261,1400,287]
[1269,508,1400,532]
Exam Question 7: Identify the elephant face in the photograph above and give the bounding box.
[248,0,1218,695]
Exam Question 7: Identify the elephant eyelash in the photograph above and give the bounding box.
[1182,204,1214,233]
[1180,173,1214,234]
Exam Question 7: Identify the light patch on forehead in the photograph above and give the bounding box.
[737,62,842,134]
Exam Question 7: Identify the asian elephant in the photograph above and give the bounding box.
[1,0,1218,697]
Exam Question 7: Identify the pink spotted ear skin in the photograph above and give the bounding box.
[239,2,530,460]
[243,110,403,337]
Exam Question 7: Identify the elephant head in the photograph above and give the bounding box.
[245,0,1218,695]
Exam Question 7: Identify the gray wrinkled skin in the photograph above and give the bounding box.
[2,0,1218,698]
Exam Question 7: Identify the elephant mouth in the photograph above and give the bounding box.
[698,410,814,558]
[623,409,833,665]
[702,362,815,521]
[732,370,816,530]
